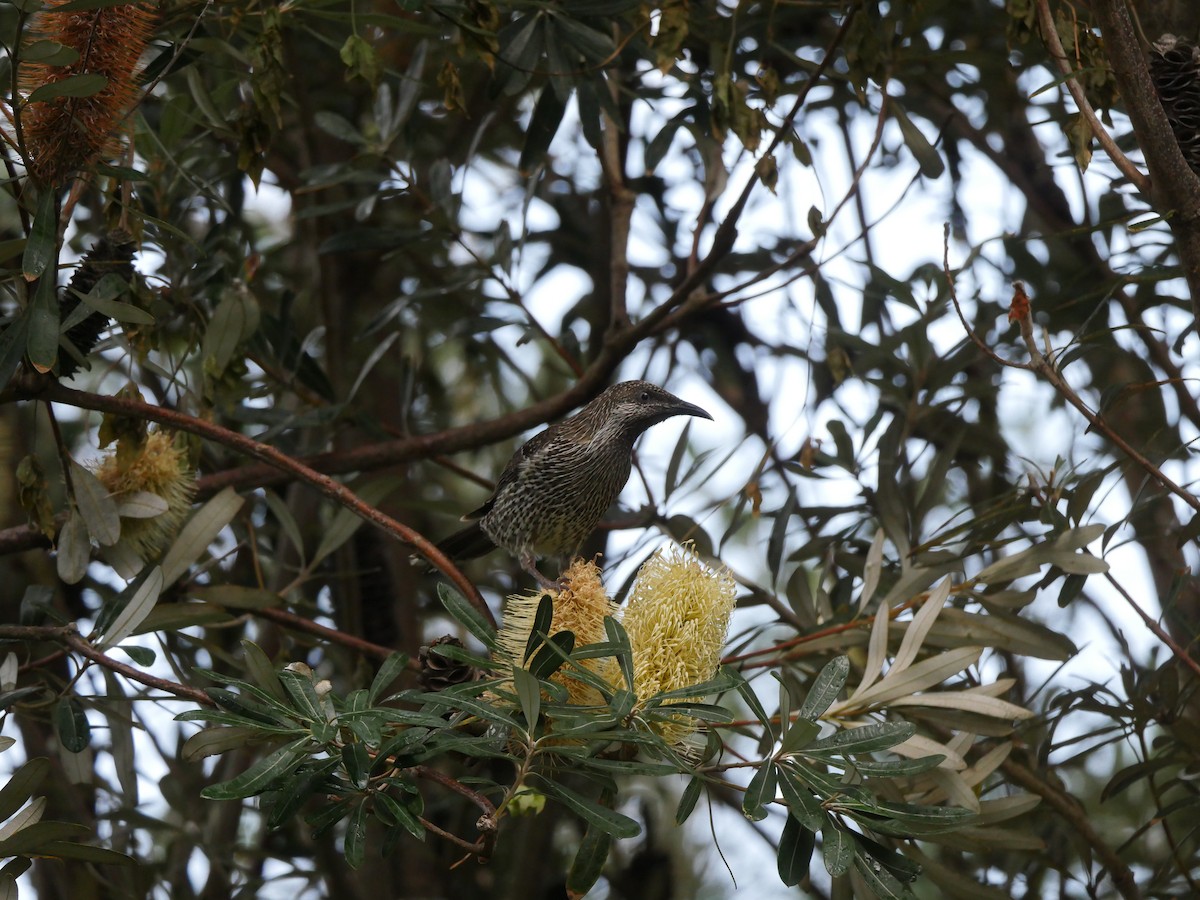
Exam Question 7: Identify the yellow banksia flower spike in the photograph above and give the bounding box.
[622,543,737,746]
[496,558,619,706]
[94,429,196,559]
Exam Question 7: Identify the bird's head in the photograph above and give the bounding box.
[597,380,714,434]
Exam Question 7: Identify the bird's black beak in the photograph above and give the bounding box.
[672,399,713,421]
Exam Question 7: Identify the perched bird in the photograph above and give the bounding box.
[436,381,712,590]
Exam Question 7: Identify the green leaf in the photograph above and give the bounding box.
[518,85,566,176]
[22,188,57,279]
[777,765,825,831]
[373,790,425,839]
[368,652,410,705]
[341,742,371,789]
[201,737,311,799]
[98,566,162,650]
[21,41,80,66]
[603,616,635,690]
[524,594,555,662]
[823,821,853,876]
[675,776,704,825]
[240,640,286,701]
[0,758,49,821]
[532,776,641,838]
[0,307,31,388]
[528,630,575,680]
[55,510,90,585]
[512,666,541,728]
[777,813,814,886]
[741,761,776,821]
[805,722,916,756]
[70,461,120,546]
[779,718,820,754]
[160,487,244,587]
[891,101,944,178]
[27,73,108,103]
[437,582,497,650]
[343,800,368,869]
[278,668,326,722]
[27,273,60,373]
[54,697,90,753]
[565,822,613,897]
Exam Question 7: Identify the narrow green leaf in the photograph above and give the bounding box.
[22,189,57,279]
[603,616,634,690]
[200,737,311,799]
[741,761,776,821]
[823,822,853,876]
[343,800,368,869]
[797,655,850,720]
[27,72,107,103]
[278,668,326,722]
[0,308,31,388]
[0,759,49,821]
[777,813,815,886]
[565,822,613,897]
[437,582,498,650]
[54,697,90,753]
[675,776,703,825]
[70,461,120,546]
[98,566,162,650]
[524,594,555,663]
[518,85,566,175]
[160,486,243,587]
[368,652,410,705]
[528,630,574,680]
[240,640,286,700]
[777,765,825,831]
[805,722,916,756]
[532,776,641,838]
[512,666,541,728]
[55,509,90,585]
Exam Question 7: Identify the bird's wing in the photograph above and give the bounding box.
[460,428,557,520]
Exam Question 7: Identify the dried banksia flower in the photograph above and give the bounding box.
[57,231,136,379]
[18,1,156,186]
[94,429,195,559]
[496,558,619,706]
[419,636,478,692]
[621,543,736,746]
[1150,35,1200,176]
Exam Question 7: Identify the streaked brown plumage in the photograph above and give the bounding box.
[437,381,712,589]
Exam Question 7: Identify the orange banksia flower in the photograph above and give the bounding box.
[18,1,157,186]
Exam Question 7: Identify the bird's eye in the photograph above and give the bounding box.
[639,390,650,402]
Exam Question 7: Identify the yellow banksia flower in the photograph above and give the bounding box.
[622,543,736,746]
[94,429,195,559]
[496,558,618,706]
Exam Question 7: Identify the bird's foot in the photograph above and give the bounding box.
[522,554,570,594]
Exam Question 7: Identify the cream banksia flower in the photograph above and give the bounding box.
[94,429,196,559]
[496,558,619,706]
[622,543,736,746]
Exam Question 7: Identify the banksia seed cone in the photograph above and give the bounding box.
[1150,35,1200,176]
[57,232,136,379]
[94,429,195,559]
[496,558,619,706]
[19,1,156,186]
[419,637,478,691]
[621,543,736,747]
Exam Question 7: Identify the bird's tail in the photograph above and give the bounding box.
[434,521,496,563]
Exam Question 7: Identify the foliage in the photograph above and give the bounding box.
[0,0,1198,897]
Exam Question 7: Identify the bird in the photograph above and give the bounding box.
[435,381,713,590]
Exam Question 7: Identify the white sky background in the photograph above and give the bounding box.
[5,28,1197,900]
